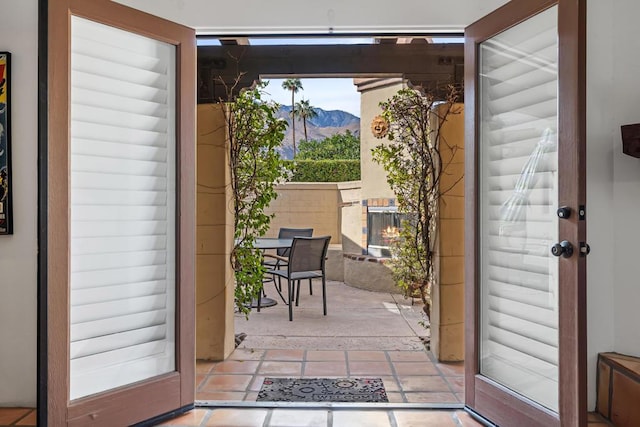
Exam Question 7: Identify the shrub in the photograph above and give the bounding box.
[286,159,361,182]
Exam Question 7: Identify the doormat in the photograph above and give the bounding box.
[257,377,388,403]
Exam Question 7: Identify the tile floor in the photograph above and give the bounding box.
[196,281,462,404]
[0,407,615,426]
[154,408,615,426]
[196,349,464,404]
[156,407,484,427]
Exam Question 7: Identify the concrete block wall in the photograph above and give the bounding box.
[432,104,465,362]
[196,104,235,360]
[266,182,341,242]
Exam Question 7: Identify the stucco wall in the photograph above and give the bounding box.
[0,0,38,406]
[357,79,404,202]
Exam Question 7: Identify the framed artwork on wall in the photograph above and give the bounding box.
[0,52,12,235]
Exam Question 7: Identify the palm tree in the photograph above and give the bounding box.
[294,99,318,143]
[282,78,303,157]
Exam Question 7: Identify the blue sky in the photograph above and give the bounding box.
[260,78,361,117]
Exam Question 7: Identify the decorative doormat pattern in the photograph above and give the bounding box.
[257,377,388,403]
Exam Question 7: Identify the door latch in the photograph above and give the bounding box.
[580,242,591,257]
[551,240,574,258]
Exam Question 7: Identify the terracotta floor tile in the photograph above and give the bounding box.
[436,362,464,376]
[196,360,218,374]
[404,392,458,404]
[379,376,401,392]
[303,361,347,376]
[398,375,452,392]
[394,410,457,427]
[386,392,405,403]
[157,408,207,426]
[205,408,268,426]
[244,391,259,401]
[258,361,303,375]
[387,351,431,362]
[250,375,268,392]
[200,374,253,392]
[196,373,207,389]
[15,410,37,427]
[264,349,305,361]
[332,410,391,427]
[454,410,485,427]
[349,361,393,375]
[227,348,265,361]
[392,361,440,376]
[445,376,464,392]
[211,360,260,374]
[0,408,32,425]
[197,391,246,401]
[347,350,387,361]
[269,409,328,427]
[306,350,346,361]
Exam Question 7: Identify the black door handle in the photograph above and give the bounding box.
[551,240,573,258]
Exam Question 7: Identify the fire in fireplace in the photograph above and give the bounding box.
[367,206,407,257]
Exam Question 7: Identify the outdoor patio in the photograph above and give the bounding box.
[195,280,464,404]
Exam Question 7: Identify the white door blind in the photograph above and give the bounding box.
[478,6,559,412]
[69,16,176,400]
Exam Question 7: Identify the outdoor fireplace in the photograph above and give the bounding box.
[367,206,406,257]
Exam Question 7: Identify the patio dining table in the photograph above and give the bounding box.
[254,237,293,250]
[245,238,294,308]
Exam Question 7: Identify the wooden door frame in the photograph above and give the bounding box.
[42,0,196,425]
[464,0,587,426]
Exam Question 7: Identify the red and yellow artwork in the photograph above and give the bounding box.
[0,52,12,234]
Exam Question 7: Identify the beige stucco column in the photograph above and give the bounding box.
[196,104,235,360]
[432,103,465,362]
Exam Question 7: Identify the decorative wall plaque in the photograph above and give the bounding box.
[370,115,389,139]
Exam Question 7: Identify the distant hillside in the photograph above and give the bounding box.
[277,106,360,159]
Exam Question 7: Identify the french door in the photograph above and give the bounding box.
[464,0,586,426]
[44,0,196,425]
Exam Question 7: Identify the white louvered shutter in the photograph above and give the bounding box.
[478,6,559,411]
[69,16,177,400]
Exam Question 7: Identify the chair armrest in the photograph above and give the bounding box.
[264,254,288,263]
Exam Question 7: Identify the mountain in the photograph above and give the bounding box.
[277,106,360,159]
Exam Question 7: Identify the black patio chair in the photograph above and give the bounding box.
[262,227,313,300]
[266,235,331,321]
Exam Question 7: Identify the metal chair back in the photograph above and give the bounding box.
[287,236,331,275]
[277,227,313,257]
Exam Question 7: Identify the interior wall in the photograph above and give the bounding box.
[0,0,38,406]
[586,0,640,410]
[609,0,640,358]
[2,0,620,413]
[113,0,509,35]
